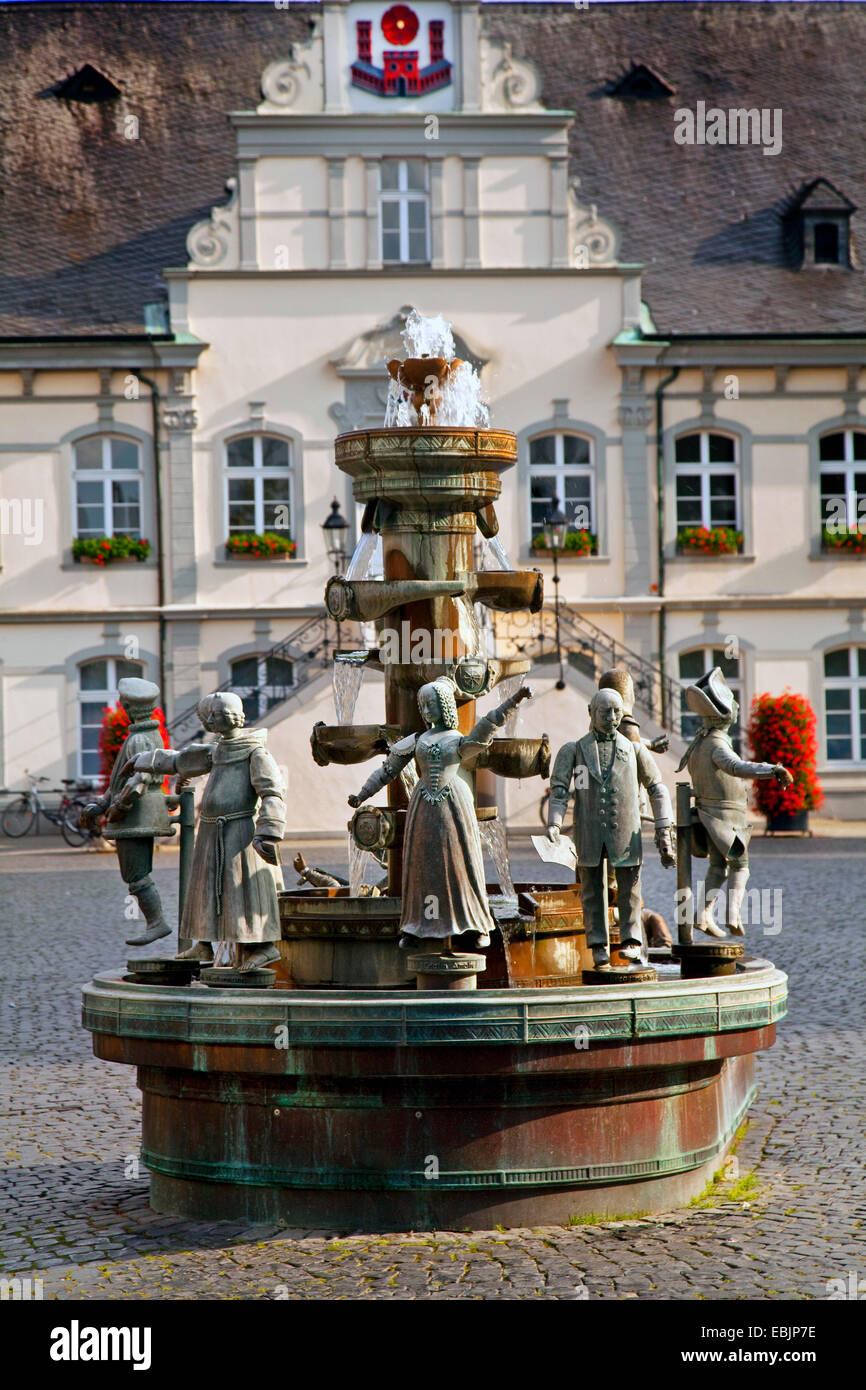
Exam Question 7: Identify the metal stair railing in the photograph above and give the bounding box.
[518,604,686,737]
[166,614,355,741]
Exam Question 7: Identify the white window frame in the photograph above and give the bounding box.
[819,430,866,531]
[823,645,866,764]
[379,159,430,265]
[73,434,143,539]
[229,654,296,723]
[527,432,595,541]
[678,646,744,752]
[224,434,293,538]
[78,656,144,782]
[674,431,740,532]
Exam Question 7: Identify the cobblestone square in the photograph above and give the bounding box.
[1,833,863,1301]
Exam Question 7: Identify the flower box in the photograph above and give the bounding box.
[821,526,866,554]
[531,530,597,557]
[676,526,743,556]
[225,532,296,559]
[747,691,824,823]
[73,536,151,565]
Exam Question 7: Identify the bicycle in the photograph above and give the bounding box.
[1,772,96,846]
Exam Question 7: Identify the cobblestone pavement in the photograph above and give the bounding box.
[1,834,863,1301]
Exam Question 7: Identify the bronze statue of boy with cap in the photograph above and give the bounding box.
[80,677,174,946]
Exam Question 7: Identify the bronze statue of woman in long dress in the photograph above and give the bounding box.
[349,677,531,949]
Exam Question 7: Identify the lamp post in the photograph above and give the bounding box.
[321,496,350,657]
[545,497,567,690]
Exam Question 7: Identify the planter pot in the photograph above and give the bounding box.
[766,810,809,833]
[76,555,144,565]
[225,547,295,560]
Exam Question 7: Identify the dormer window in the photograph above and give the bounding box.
[605,61,675,101]
[39,63,120,104]
[788,178,855,269]
[814,222,840,265]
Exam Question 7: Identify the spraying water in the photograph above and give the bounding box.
[495,674,524,736]
[384,310,489,429]
[333,658,365,724]
[479,818,517,903]
[346,530,381,581]
[480,535,512,571]
[347,833,385,897]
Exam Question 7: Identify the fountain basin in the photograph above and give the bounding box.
[81,963,787,1229]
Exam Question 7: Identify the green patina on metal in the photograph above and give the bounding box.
[82,965,788,1056]
[140,1087,756,1192]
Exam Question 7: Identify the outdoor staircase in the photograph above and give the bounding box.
[512,602,687,740]
[168,604,685,747]
[167,615,360,742]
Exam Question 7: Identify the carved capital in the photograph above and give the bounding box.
[619,402,653,430]
[163,407,198,433]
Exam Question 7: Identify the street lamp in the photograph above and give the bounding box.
[321,497,350,656]
[545,497,567,690]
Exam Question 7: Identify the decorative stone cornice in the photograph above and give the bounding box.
[480,37,543,112]
[570,181,619,267]
[186,178,239,270]
[258,22,324,114]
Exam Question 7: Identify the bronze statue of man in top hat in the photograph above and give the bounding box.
[678,667,792,938]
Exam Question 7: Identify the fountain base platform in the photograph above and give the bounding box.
[82,961,786,1229]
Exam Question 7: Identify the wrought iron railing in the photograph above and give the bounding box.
[515,604,686,737]
[166,614,355,741]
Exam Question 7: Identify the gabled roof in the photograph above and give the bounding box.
[792,178,857,215]
[0,2,864,339]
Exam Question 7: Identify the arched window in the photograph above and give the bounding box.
[225,434,293,538]
[78,656,144,780]
[528,433,594,541]
[678,647,743,753]
[824,646,866,762]
[674,431,739,534]
[819,430,866,536]
[229,654,295,723]
[73,435,142,538]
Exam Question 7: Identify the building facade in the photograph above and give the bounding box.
[0,0,864,826]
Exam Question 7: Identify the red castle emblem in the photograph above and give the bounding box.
[351,5,452,97]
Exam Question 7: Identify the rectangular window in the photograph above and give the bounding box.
[73,436,142,539]
[819,430,866,535]
[674,432,739,535]
[528,433,595,543]
[380,159,430,264]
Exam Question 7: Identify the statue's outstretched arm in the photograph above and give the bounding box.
[712,743,788,782]
[460,684,533,761]
[349,735,417,806]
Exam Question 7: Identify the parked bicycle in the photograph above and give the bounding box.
[1,772,96,846]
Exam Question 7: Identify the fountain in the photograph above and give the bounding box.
[81,313,787,1230]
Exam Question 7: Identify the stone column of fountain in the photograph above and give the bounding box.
[302,313,548,985]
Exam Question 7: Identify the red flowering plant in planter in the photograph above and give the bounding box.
[225,532,296,558]
[677,526,743,556]
[73,535,151,565]
[98,703,171,794]
[747,691,824,819]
